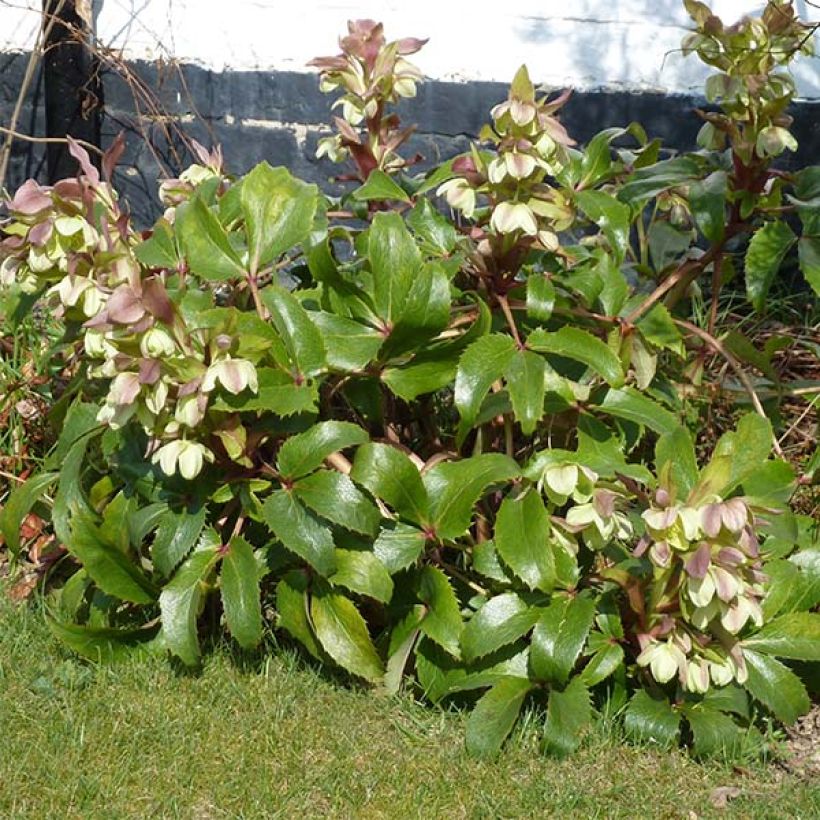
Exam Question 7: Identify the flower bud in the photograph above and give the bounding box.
[140,326,177,358]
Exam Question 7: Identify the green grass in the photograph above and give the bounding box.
[1,596,818,819]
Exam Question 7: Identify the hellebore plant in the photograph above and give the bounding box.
[1,0,818,761]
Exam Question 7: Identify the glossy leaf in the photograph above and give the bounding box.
[417,566,463,657]
[294,470,381,537]
[505,349,546,435]
[461,593,540,663]
[330,548,393,603]
[743,613,820,661]
[743,649,810,724]
[275,570,322,658]
[465,677,533,758]
[151,505,206,578]
[575,190,631,263]
[353,169,411,203]
[221,535,263,649]
[542,678,592,758]
[277,420,369,480]
[373,522,427,574]
[745,221,796,312]
[624,690,680,747]
[530,596,596,685]
[177,195,245,281]
[261,285,326,378]
[528,327,624,387]
[494,489,554,592]
[368,211,420,325]
[48,619,160,663]
[596,387,679,434]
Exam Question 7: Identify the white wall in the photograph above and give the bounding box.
[3,0,818,97]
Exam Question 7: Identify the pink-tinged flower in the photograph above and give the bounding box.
[96,401,136,429]
[202,357,258,395]
[108,372,142,406]
[720,596,763,634]
[490,201,538,236]
[709,659,734,687]
[175,393,207,428]
[685,659,711,693]
[140,326,177,358]
[152,439,214,480]
[687,571,716,608]
[701,498,749,537]
[144,380,169,416]
[436,178,476,218]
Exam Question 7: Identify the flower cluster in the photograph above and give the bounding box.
[682,0,813,161]
[437,65,575,252]
[310,20,426,177]
[635,492,766,691]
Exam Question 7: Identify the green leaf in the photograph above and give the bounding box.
[0,471,56,556]
[596,387,679,435]
[417,566,463,657]
[526,274,555,322]
[275,570,322,658]
[528,327,624,387]
[617,157,699,207]
[311,311,383,372]
[461,593,540,663]
[579,643,624,686]
[637,304,684,355]
[424,454,520,541]
[454,334,517,443]
[177,195,245,281]
[241,162,318,274]
[647,221,693,273]
[624,691,680,747]
[293,470,381,537]
[373,522,426,574]
[47,619,160,663]
[655,427,698,498]
[465,677,533,758]
[743,613,820,661]
[575,190,631,263]
[221,535,263,649]
[743,649,810,724]
[353,169,411,203]
[330,548,393,603]
[406,198,457,255]
[530,596,596,685]
[727,412,773,492]
[310,583,384,683]
[211,368,318,416]
[798,235,820,297]
[542,678,592,758]
[262,490,336,576]
[368,211,421,325]
[135,218,179,269]
[277,421,369,480]
[261,285,326,378]
[159,538,221,666]
[68,514,157,605]
[505,349,546,435]
[788,547,820,613]
[684,705,742,757]
[689,171,726,243]
[151,505,206,578]
[351,443,429,526]
[383,607,424,695]
[495,489,554,592]
[578,127,630,189]
[745,221,796,313]
[382,353,458,401]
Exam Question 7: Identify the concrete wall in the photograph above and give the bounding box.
[2,1,819,223]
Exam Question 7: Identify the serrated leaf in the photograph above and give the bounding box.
[526,274,555,322]
[160,539,221,666]
[424,454,520,541]
[579,643,624,686]
[624,691,680,747]
[655,427,698,498]
[0,471,57,556]
[465,677,532,758]
[261,285,326,378]
[637,304,684,355]
[47,619,160,663]
[617,157,699,207]
[745,221,796,312]
[684,705,742,757]
[220,535,263,649]
[528,327,624,387]
[505,349,546,435]
[382,353,458,401]
[575,190,631,263]
[648,221,693,273]
[277,421,369,480]
[689,171,726,243]
[351,443,429,525]
[417,566,463,657]
[530,596,596,685]
[454,334,517,443]
[743,649,810,724]
[151,505,206,577]
[373,522,426,574]
[383,607,424,695]
[275,570,322,658]
[241,162,318,274]
[330,548,393,603]
[311,311,383,372]
[262,490,336,576]
[743,613,820,661]
[494,489,554,592]
[177,195,245,281]
[310,584,384,682]
[542,678,592,758]
[461,593,540,663]
[293,470,381,537]
[596,387,678,434]
[67,514,157,605]
[407,198,457,255]
[368,211,421,325]
[135,218,179,269]
[353,169,411,203]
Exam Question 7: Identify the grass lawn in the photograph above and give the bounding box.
[0,595,818,819]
